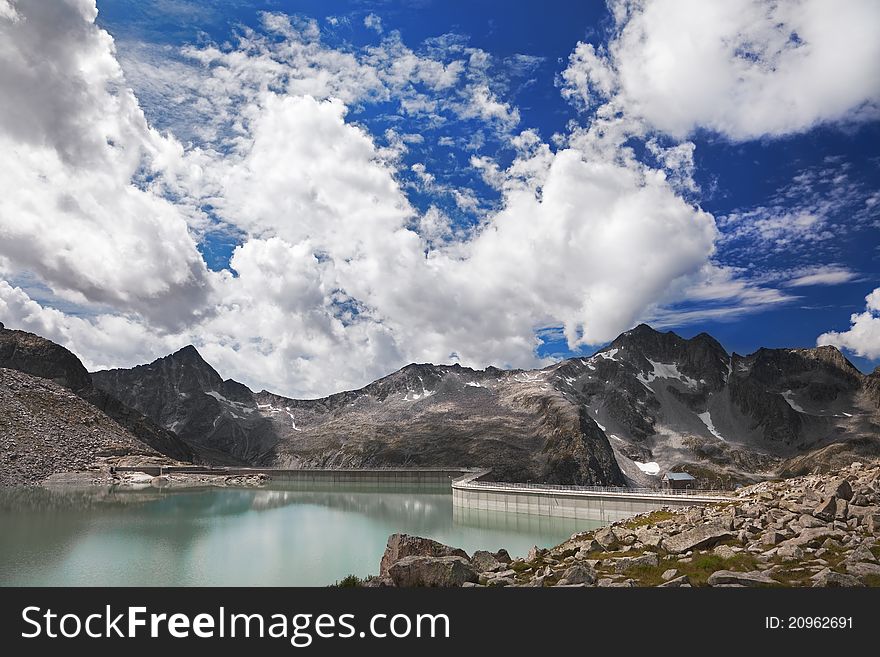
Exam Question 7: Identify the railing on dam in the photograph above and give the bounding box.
[451,469,735,522]
[459,479,734,498]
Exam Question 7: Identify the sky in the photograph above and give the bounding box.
[0,0,879,398]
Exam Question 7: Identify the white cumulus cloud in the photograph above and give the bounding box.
[562,0,880,140]
[818,288,880,360]
[0,0,815,397]
[0,0,211,329]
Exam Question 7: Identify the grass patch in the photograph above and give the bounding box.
[673,552,760,587]
[623,510,678,529]
[767,566,815,587]
[622,562,673,587]
[510,561,533,573]
[863,574,880,587]
[587,550,759,587]
[818,545,849,569]
[581,548,647,561]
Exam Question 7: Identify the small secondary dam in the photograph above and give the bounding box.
[452,470,733,523]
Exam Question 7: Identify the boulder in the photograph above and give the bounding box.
[657,575,691,587]
[493,549,512,564]
[834,498,849,520]
[712,545,738,560]
[594,527,619,551]
[811,570,863,587]
[526,545,545,562]
[779,527,846,549]
[662,522,735,554]
[866,515,880,533]
[472,550,506,573]
[847,504,880,518]
[614,553,659,573]
[762,531,784,546]
[706,570,779,587]
[387,556,478,587]
[634,528,662,548]
[825,478,853,501]
[362,576,394,588]
[612,527,636,544]
[556,563,597,586]
[661,568,679,581]
[813,496,838,521]
[846,544,876,564]
[798,514,827,529]
[844,561,880,578]
[485,576,515,587]
[686,508,704,523]
[379,534,469,576]
[776,544,804,560]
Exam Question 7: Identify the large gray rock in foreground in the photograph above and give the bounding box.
[387,556,478,587]
[380,534,469,576]
[662,522,735,554]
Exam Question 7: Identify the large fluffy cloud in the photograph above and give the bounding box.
[817,288,880,360]
[0,0,211,328]
[0,0,797,397]
[562,0,880,140]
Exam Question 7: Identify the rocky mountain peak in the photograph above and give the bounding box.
[0,324,93,392]
[106,343,226,395]
[792,345,861,376]
[604,323,729,389]
[168,344,212,368]
[609,324,727,359]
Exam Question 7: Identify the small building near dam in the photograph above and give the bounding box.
[662,472,697,490]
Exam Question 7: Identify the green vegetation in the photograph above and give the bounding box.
[333,574,366,587]
[768,564,814,586]
[623,510,677,529]
[862,574,880,587]
[598,549,762,587]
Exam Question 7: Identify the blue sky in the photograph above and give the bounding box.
[0,0,878,396]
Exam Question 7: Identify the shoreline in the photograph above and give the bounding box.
[370,462,880,587]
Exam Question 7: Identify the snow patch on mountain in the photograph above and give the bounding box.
[698,411,725,441]
[781,390,806,413]
[637,359,700,389]
[597,348,619,361]
[634,461,660,475]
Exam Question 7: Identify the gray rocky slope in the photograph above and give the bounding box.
[0,323,194,467]
[0,367,166,486]
[91,323,880,486]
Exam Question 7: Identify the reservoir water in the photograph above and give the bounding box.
[0,482,601,586]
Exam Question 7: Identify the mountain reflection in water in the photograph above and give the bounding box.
[0,484,601,586]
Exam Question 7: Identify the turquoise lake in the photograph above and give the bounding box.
[0,483,601,586]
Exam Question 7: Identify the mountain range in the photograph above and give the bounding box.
[2,321,879,487]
